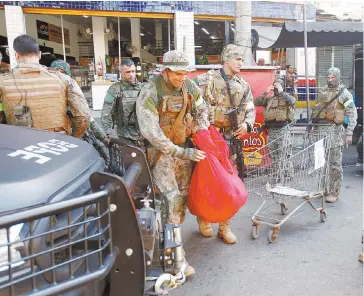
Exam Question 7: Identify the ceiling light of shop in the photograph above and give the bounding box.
[202,28,209,35]
[140,33,145,36]
[195,45,202,48]
[83,15,89,18]
[194,21,199,25]
[230,27,235,32]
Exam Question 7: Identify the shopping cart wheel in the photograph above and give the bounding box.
[251,225,260,239]
[320,210,327,222]
[268,229,279,243]
[280,203,288,215]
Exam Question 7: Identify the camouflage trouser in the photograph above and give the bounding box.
[318,125,344,197]
[267,126,294,183]
[147,148,193,225]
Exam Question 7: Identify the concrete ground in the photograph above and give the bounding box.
[92,111,363,296]
[170,166,363,296]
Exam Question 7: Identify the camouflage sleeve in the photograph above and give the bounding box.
[195,72,209,103]
[136,81,180,155]
[254,92,268,106]
[101,100,116,136]
[66,78,91,138]
[242,86,256,130]
[89,117,107,141]
[340,89,357,136]
[282,92,296,105]
[190,79,210,130]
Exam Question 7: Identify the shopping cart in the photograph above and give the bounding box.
[245,124,335,243]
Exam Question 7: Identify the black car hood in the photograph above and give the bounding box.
[0,125,104,213]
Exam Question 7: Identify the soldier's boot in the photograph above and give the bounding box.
[218,220,236,244]
[184,261,196,277]
[325,194,339,203]
[197,217,213,237]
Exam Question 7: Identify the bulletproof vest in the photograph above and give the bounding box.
[264,96,294,123]
[152,75,194,145]
[0,65,71,133]
[205,70,247,128]
[114,81,142,141]
[312,87,345,124]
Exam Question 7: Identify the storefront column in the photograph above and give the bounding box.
[4,5,26,68]
[130,18,141,58]
[155,21,163,47]
[174,11,195,66]
[225,21,231,45]
[286,48,296,67]
[92,16,108,77]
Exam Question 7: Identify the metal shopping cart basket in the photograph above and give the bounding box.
[245,124,335,243]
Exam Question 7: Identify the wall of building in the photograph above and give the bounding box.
[0,10,7,37]
[0,11,79,60]
[24,14,80,60]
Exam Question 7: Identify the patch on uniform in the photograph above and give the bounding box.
[104,92,116,104]
[196,73,207,86]
[194,95,204,107]
[344,99,354,109]
[144,97,158,114]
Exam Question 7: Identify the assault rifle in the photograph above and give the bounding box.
[220,68,245,180]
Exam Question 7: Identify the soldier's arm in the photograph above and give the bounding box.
[281,92,296,106]
[66,78,91,138]
[191,80,210,130]
[242,87,256,131]
[254,92,268,106]
[101,85,117,136]
[341,90,358,136]
[136,82,184,156]
[90,117,107,142]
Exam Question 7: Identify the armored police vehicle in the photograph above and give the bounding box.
[0,125,186,296]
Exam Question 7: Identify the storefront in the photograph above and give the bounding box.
[0,6,174,109]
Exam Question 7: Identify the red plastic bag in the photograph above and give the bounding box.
[188,126,248,223]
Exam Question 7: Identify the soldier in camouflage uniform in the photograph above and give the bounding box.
[311,67,357,203]
[50,60,109,145]
[0,35,90,137]
[101,59,143,147]
[136,50,209,277]
[195,44,256,244]
[254,79,296,182]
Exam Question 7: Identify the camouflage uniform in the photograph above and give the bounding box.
[0,63,90,138]
[101,79,143,146]
[254,79,296,183]
[195,44,256,244]
[136,50,209,277]
[50,60,107,143]
[311,67,357,202]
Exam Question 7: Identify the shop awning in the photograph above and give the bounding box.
[255,21,363,49]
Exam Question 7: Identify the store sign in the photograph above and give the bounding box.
[36,20,70,46]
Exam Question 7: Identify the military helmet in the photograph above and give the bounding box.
[220,44,245,63]
[159,50,194,72]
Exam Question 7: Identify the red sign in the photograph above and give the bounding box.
[188,68,276,166]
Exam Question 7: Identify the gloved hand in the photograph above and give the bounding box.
[172,146,206,162]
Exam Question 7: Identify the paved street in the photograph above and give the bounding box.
[93,111,363,296]
[171,166,363,296]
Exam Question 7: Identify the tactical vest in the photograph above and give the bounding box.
[152,75,194,145]
[311,88,345,124]
[0,65,70,133]
[114,81,142,140]
[205,70,247,128]
[264,96,295,123]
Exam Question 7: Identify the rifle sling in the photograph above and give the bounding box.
[311,87,345,122]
